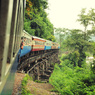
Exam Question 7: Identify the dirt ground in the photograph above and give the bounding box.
[26,80,58,95]
[12,73,25,95]
[12,73,58,95]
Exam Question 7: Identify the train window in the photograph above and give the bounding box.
[24,37,26,41]
[21,37,24,40]
[34,40,44,45]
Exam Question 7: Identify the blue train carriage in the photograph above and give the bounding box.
[58,43,60,49]
[20,30,32,57]
[44,40,52,50]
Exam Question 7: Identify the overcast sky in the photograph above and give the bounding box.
[46,0,95,30]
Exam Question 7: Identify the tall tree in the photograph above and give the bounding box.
[77,8,95,36]
[88,8,95,27]
[77,8,90,33]
[24,0,55,41]
[62,29,92,67]
[55,28,69,47]
[88,8,95,35]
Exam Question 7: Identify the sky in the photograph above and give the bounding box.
[46,0,95,30]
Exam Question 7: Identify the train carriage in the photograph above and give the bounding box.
[32,36,46,51]
[19,30,60,58]
[56,43,59,49]
[44,40,52,50]
[20,30,32,57]
[51,42,56,49]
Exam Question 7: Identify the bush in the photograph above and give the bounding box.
[21,74,33,95]
[61,51,80,67]
[49,61,95,95]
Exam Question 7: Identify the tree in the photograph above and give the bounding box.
[77,8,90,33]
[77,8,95,36]
[88,8,95,27]
[88,8,95,35]
[24,0,55,41]
[62,29,92,67]
[55,28,69,47]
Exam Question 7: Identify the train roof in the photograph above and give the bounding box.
[22,30,32,39]
[23,30,60,45]
[23,30,31,37]
[32,36,46,41]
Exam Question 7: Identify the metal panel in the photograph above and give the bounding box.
[0,0,14,93]
[13,0,23,56]
[0,0,24,93]
[0,0,14,81]
[7,0,19,63]
[44,46,51,50]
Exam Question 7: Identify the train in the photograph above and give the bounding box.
[19,30,60,58]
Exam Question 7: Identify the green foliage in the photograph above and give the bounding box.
[77,8,95,35]
[54,28,69,47]
[85,52,91,56]
[34,80,45,83]
[91,60,95,74]
[61,29,93,67]
[21,74,33,95]
[92,42,95,58]
[24,0,55,41]
[49,8,95,95]
[77,8,90,32]
[49,59,95,95]
[30,0,48,10]
[61,51,80,67]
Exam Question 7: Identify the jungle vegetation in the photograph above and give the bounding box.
[24,0,95,94]
[49,8,95,95]
[24,0,55,41]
